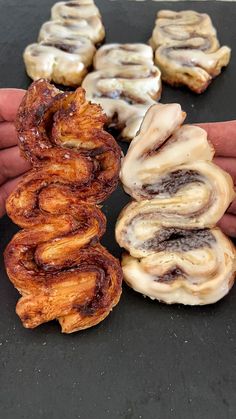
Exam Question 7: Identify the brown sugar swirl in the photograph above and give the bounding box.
[116,103,236,305]
[4,79,122,333]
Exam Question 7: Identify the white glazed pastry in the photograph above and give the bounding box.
[116,103,236,305]
[24,36,95,86]
[149,10,231,93]
[82,43,162,141]
[94,43,155,69]
[39,16,105,45]
[24,0,104,86]
[51,0,101,22]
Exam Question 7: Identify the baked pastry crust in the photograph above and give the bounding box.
[149,10,231,93]
[116,103,236,305]
[82,44,162,141]
[4,79,122,333]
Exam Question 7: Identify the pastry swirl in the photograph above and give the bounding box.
[116,103,236,305]
[82,44,162,141]
[94,43,155,69]
[39,16,104,45]
[24,36,95,86]
[4,79,122,333]
[150,10,231,93]
[24,0,105,86]
[51,0,101,21]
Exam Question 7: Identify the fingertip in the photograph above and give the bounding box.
[0,89,26,122]
[217,213,236,238]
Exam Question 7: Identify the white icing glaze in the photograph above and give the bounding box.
[116,103,236,305]
[122,229,235,305]
[82,44,162,141]
[24,37,95,86]
[39,16,105,44]
[150,10,231,93]
[51,0,101,21]
[94,43,154,69]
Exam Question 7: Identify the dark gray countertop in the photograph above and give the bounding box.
[0,1,235,418]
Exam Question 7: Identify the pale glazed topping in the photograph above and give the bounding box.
[94,43,154,69]
[24,0,105,86]
[82,43,162,141]
[51,0,101,21]
[116,103,236,305]
[24,37,95,86]
[39,16,105,44]
[122,229,236,305]
[149,10,231,93]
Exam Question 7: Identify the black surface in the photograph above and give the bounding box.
[0,1,236,418]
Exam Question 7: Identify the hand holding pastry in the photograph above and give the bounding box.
[198,120,236,237]
[0,88,31,218]
[4,79,122,333]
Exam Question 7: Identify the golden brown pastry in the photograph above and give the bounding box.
[116,103,236,305]
[82,43,162,141]
[149,10,231,93]
[24,0,105,86]
[4,79,122,333]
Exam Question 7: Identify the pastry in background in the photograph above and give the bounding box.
[51,0,101,21]
[24,0,105,86]
[116,103,236,305]
[24,36,95,86]
[38,16,104,45]
[82,43,162,141]
[4,79,122,333]
[149,10,231,93]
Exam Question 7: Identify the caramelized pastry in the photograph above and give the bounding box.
[82,44,162,141]
[24,0,105,86]
[24,36,95,86]
[4,79,122,333]
[116,103,236,305]
[149,10,231,93]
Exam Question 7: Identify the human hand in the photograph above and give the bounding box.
[198,120,236,237]
[0,88,31,218]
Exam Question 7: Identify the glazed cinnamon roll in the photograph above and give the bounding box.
[94,43,155,69]
[82,44,162,141]
[51,0,101,21]
[4,79,122,333]
[24,36,95,86]
[39,16,105,45]
[24,0,105,86]
[149,10,231,93]
[116,103,236,305]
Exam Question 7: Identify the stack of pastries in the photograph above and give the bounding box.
[149,10,231,93]
[4,79,123,333]
[24,0,105,86]
[116,103,236,305]
[82,43,162,141]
